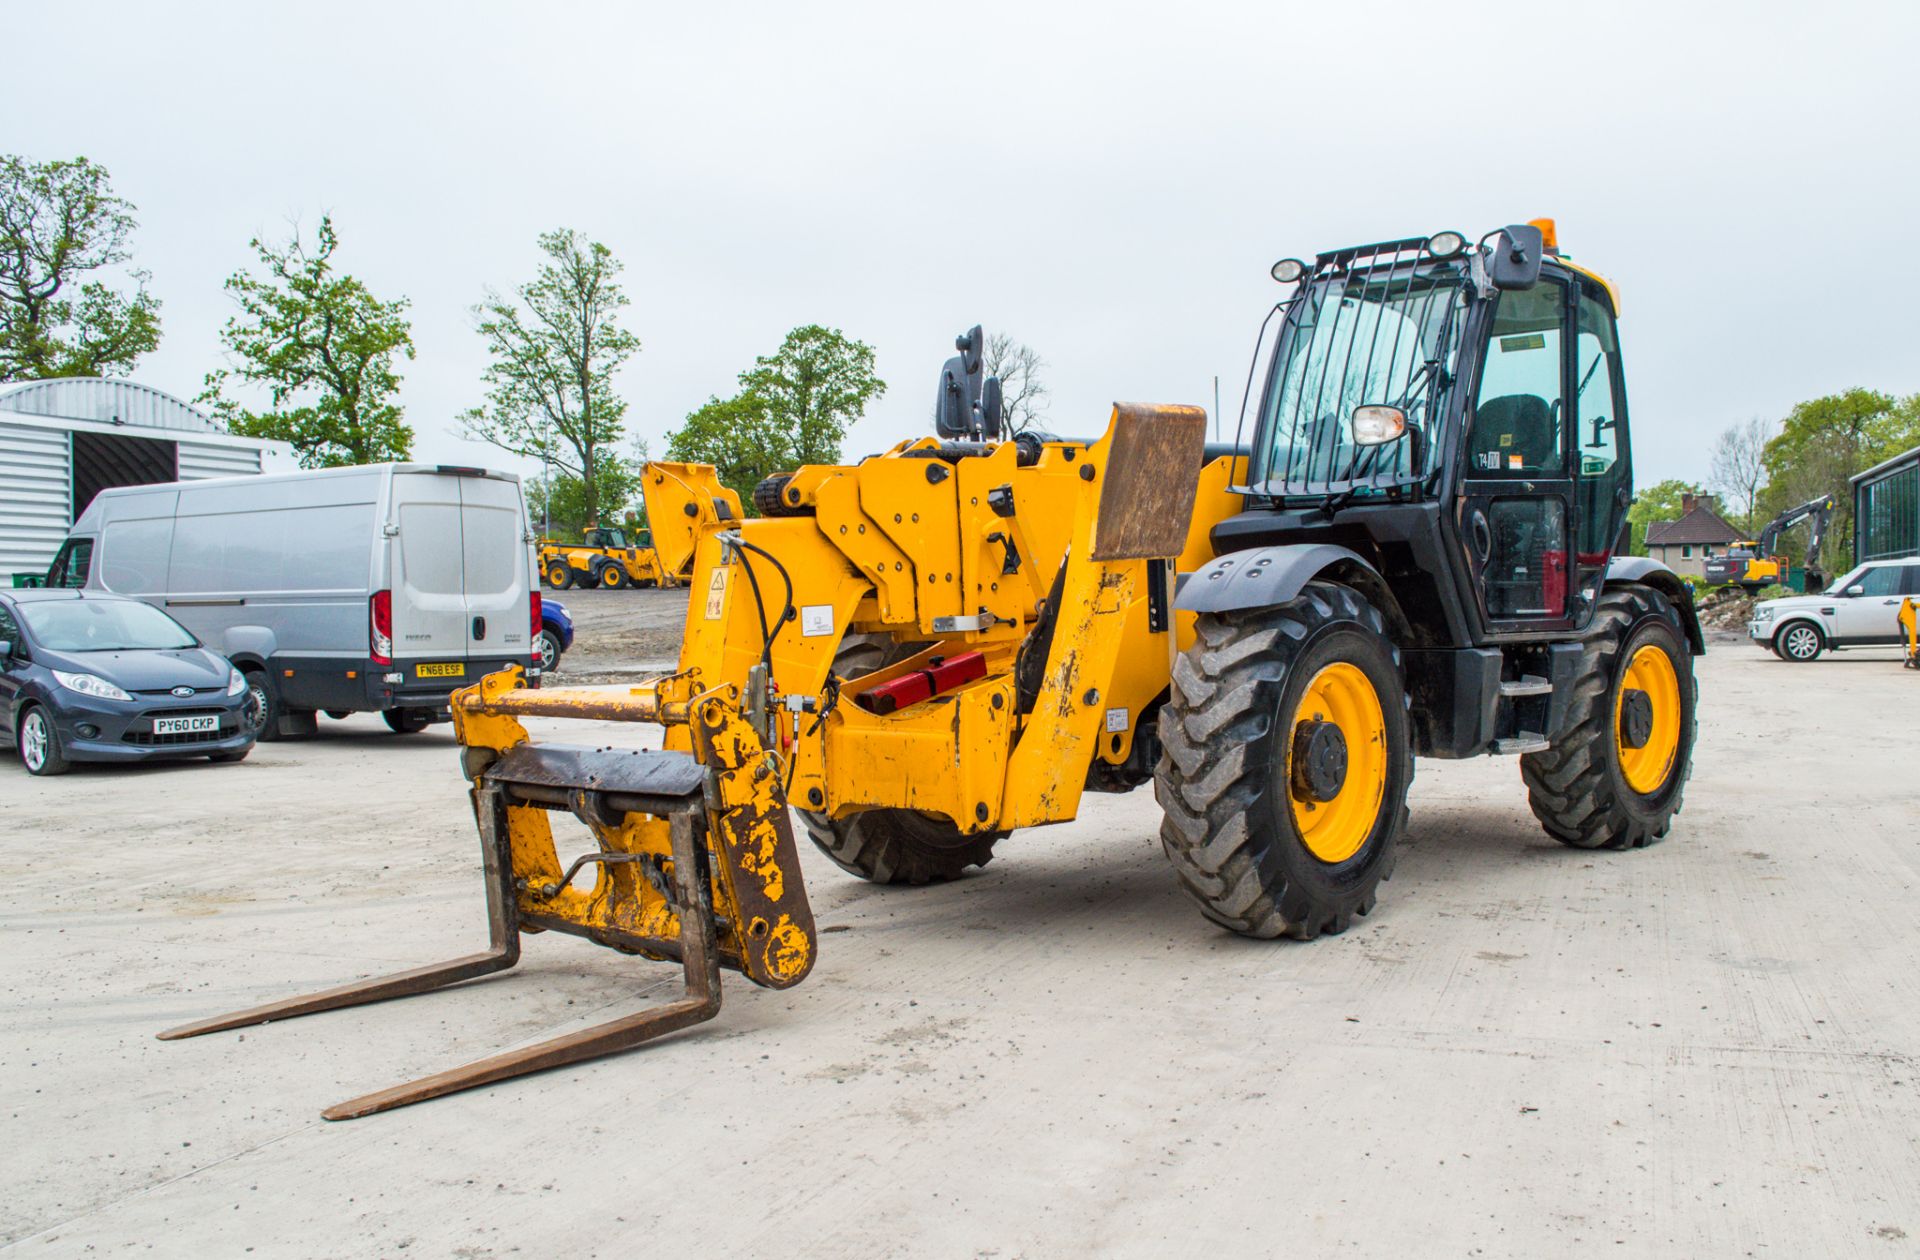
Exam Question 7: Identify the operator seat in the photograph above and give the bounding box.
[1473,394,1558,472]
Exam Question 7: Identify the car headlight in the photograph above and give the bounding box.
[227,666,248,696]
[1755,607,1775,621]
[52,670,133,702]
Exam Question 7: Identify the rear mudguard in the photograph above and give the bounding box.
[1604,556,1706,655]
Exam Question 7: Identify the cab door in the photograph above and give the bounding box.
[1457,274,1575,630]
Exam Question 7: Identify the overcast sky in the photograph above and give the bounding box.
[7,1,1917,489]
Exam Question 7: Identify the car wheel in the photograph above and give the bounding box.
[18,706,71,776]
[1775,622,1823,662]
[539,629,564,672]
[244,670,282,741]
[383,708,431,734]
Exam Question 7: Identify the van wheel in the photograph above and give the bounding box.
[17,706,71,776]
[383,709,431,734]
[244,670,285,742]
[545,560,574,590]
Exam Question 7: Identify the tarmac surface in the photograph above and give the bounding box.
[4,633,1918,1256]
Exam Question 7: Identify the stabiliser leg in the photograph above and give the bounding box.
[156,787,524,1042]
[322,811,722,1120]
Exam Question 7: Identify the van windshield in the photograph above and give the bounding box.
[21,599,197,652]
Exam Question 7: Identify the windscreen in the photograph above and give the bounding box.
[22,599,197,651]
[1255,264,1468,494]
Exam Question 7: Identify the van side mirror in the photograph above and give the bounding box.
[1490,223,1545,290]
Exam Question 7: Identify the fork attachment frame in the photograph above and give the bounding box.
[158,670,813,1120]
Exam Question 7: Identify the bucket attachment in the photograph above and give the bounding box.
[159,668,815,1119]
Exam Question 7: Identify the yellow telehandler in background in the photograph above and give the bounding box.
[163,222,1705,1120]
[539,525,675,590]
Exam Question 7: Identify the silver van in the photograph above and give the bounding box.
[47,464,540,738]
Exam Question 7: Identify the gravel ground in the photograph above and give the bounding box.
[542,585,690,683]
[4,636,1919,1256]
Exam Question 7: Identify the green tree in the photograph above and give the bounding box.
[200,216,413,467]
[0,155,162,381]
[1626,478,1706,556]
[528,451,642,538]
[738,324,886,465]
[1758,388,1920,560]
[461,230,640,525]
[665,392,793,511]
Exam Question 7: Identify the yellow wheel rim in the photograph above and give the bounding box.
[1286,662,1389,864]
[602,568,621,587]
[1614,643,1681,795]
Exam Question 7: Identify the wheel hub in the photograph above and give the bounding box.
[1617,688,1654,749]
[1290,719,1349,803]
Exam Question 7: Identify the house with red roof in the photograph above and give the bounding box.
[1643,493,1742,579]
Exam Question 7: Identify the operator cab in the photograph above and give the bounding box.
[1232,220,1633,646]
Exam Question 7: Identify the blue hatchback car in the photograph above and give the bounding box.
[0,590,258,776]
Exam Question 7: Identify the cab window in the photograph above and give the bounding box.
[1469,278,1566,475]
[1573,285,1631,557]
[46,538,94,589]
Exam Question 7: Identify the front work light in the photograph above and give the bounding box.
[1271,258,1306,283]
[1426,230,1466,259]
[1351,405,1408,446]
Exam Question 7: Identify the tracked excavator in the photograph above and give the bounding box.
[163,220,1703,1118]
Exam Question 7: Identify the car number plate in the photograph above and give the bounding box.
[416,662,464,678]
[154,715,219,736]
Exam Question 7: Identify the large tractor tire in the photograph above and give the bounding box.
[1155,582,1412,940]
[545,559,575,590]
[599,562,630,590]
[1522,585,1696,849]
[794,633,1005,885]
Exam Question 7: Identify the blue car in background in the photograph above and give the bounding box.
[0,589,258,776]
[540,597,575,674]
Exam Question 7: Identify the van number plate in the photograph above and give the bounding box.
[416,662,464,678]
[154,715,219,736]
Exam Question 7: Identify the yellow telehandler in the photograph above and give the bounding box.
[163,223,1704,1119]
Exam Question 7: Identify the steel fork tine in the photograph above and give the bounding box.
[320,810,722,1120]
[157,784,522,1041]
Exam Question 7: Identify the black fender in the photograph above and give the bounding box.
[1605,556,1706,655]
[1178,543,1410,639]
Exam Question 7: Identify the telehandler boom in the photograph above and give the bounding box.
[164,223,1703,1119]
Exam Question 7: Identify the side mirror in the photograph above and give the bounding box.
[981,376,1004,440]
[1844,585,1864,597]
[0,640,11,660]
[1490,223,1545,290]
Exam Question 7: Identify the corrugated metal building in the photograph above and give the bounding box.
[0,377,297,581]
[1853,444,1920,565]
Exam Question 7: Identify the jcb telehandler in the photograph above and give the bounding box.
[539,525,676,590]
[163,221,1702,1119]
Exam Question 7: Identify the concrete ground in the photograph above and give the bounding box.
[4,640,1918,1257]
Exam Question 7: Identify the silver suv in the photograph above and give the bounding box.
[1748,557,1920,661]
